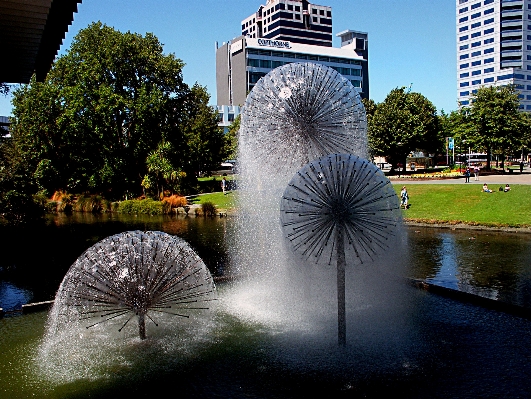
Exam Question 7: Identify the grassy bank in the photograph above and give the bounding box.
[195,185,531,228]
[395,184,531,227]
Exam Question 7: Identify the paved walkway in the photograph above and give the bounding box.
[389,167,531,185]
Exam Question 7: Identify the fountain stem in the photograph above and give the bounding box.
[138,313,146,340]
[336,225,346,346]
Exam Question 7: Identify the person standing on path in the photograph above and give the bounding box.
[221,177,227,195]
[465,167,470,183]
[400,186,409,209]
[474,165,480,181]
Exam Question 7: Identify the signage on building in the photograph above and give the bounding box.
[231,39,243,54]
[257,39,291,49]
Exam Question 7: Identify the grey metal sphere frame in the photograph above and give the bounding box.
[239,62,368,176]
[280,154,401,345]
[54,231,217,340]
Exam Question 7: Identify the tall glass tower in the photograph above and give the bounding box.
[456,0,531,110]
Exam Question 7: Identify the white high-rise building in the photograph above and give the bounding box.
[456,0,531,110]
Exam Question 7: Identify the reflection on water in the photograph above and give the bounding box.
[408,226,531,308]
[1,214,531,310]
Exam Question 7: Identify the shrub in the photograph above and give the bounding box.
[117,199,170,215]
[201,201,217,217]
[162,195,188,210]
[74,194,110,213]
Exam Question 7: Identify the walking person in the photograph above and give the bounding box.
[221,176,227,195]
[464,167,470,183]
[473,165,480,181]
[400,186,409,209]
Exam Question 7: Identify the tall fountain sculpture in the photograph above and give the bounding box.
[280,154,401,345]
[228,62,405,345]
[46,230,217,340]
[239,62,368,185]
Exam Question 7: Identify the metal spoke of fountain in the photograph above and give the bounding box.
[239,62,368,177]
[54,231,217,339]
[280,154,401,345]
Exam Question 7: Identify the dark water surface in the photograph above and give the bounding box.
[1,214,531,310]
[1,215,531,398]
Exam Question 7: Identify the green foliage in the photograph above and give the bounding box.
[8,22,226,202]
[189,191,236,209]
[74,194,111,213]
[224,114,240,160]
[368,87,441,171]
[117,199,170,215]
[201,201,217,217]
[452,86,531,169]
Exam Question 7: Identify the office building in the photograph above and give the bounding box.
[216,0,368,122]
[456,0,531,110]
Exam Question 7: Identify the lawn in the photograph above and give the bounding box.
[394,184,531,227]
[193,184,531,228]
[188,191,237,209]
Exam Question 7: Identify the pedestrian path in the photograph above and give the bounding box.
[390,169,531,185]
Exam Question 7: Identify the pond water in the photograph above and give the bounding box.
[1,214,531,398]
[1,214,531,311]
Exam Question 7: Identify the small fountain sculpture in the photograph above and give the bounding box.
[47,230,217,340]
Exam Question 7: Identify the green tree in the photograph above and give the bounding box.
[10,22,191,199]
[459,85,530,169]
[368,87,441,172]
[224,114,240,160]
[180,84,225,177]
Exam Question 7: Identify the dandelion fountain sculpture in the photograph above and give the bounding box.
[46,230,217,340]
[280,154,401,345]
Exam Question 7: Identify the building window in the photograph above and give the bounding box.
[484,8,494,15]
[460,54,470,59]
[327,11,331,17]
[471,41,481,47]
[459,16,469,23]
[484,57,494,63]
[472,79,481,85]
[313,16,318,22]
[312,8,317,14]
[498,74,513,80]
[460,82,470,87]
[484,77,494,83]
[295,14,300,19]
[461,100,470,105]
[351,80,361,87]
[484,67,494,73]
[484,28,494,35]
[471,22,481,28]
[295,6,300,12]
[459,26,469,32]
[460,35,469,41]
[460,72,470,77]
[484,0,493,4]
[472,51,481,56]
[287,4,293,10]
[484,18,494,25]
[459,6,469,13]
[460,44,469,50]
[460,63,470,69]
[471,2,480,9]
[472,70,481,75]
[516,74,525,79]
[471,12,481,19]
[471,31,481,38]
[472,60,482,66]
[484,38,494,44]
[484,48,494,54]
[320,9,324,15]
[460,91,470,96]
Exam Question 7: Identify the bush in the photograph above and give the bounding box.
[74,194,110,213]
[162,195,188,210]
[117,199,170,215]
[201,201,217,217]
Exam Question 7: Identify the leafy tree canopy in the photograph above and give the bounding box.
[9,22,223,200]
[368,87,441,171]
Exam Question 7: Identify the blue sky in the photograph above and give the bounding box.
[0,0,457,115]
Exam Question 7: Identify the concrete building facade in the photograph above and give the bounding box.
[456,0,531,110]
